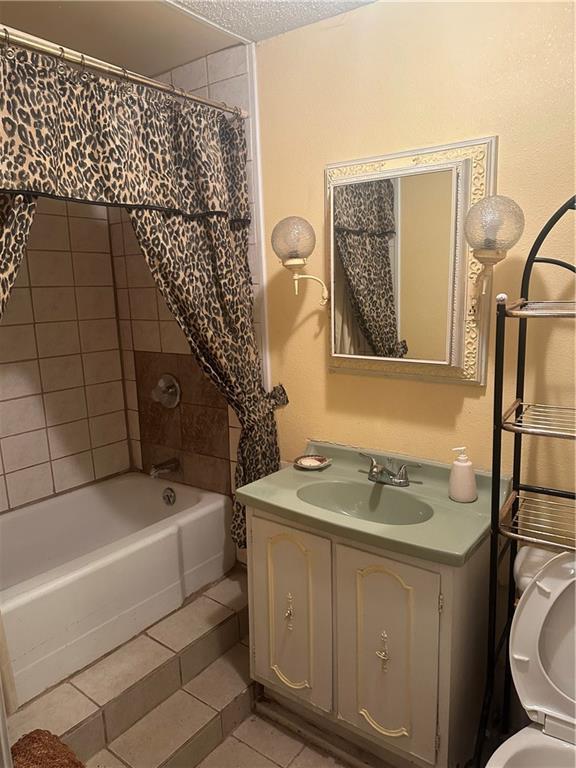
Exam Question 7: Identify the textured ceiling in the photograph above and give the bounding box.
[170,0,374,42]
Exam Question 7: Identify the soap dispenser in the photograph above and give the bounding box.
[449,447,478,503]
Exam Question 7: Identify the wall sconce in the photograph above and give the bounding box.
[464,195,525,306]
[271,216,329,306]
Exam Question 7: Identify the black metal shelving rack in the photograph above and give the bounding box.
[469,195,576,768]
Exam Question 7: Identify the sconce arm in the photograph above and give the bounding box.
[292,273,330,306]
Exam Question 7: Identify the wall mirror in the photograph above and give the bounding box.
[326,137,497,384]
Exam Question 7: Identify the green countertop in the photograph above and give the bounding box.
[236,441,510,567]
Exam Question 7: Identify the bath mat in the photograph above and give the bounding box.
[11,729,85,768]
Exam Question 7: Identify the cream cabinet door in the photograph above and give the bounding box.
[250,516,332,712]
[336,544,441,765]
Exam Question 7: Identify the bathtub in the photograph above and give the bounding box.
[0,472,234,705]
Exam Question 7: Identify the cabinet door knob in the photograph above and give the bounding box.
[375,631,390,672]
[284,593,294,630]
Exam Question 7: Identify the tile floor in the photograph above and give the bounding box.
[87,715,352,768]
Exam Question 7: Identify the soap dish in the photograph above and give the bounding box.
[293,454,332,471]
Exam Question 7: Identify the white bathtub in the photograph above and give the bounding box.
[0,472,234,705]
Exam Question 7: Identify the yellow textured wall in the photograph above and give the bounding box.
[257,1,575,488]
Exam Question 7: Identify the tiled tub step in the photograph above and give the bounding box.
[8,570,251,763]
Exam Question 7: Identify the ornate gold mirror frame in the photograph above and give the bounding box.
[325,136,497,385]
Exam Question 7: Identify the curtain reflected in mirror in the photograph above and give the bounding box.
[332,169,454,362]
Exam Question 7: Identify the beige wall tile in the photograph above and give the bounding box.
[72,252,114,286]
[116,289,130,320]
[93,440,130,478]
[228,406,240,429]
[122,222,141,256]
[129,288,157,320]
[0,395,46,437]
[0,477,8,512]
[127,409,140,440]
[160,322,190,354]
[69,218,110,253]
[1,429,49,472]
[113,257,127,288]
[52,450,94,492]
[229,427,241,461]
[27,214,70,251]
[76,287,116,320]
[0,325,37,363]
[118,319,133,350]
[32,287,77,322]
[39,355,84,392]
[124,380,138,410]
[1,288,33,326]
[172,57,207,91]
[207,46,247,84]
[66,201,108,219]
[8,683,97,745]
[89,411,127,447]
[125,254,154,287]
[83,350,122,385]
[44,387,87,426]
[14,256,29,288]
[0,360,41,401]
[28,251,74,286]
[36,197,67,215]
[130,439,142,469]
[156,291,173,321]
[108,206,122,223]
[132,320,161,352]
[109,222,124,256]
[121,350,136,381]
[86,381,125,417]
[5,462,53,507]
[36,321,81,358]
[209,74,250,113]
[48,419,91,460]
[79,319,119,353]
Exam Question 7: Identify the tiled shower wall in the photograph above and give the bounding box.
[0,199,129,511]
[109,208,232,494]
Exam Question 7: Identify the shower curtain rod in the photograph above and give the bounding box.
[0,25,248,119]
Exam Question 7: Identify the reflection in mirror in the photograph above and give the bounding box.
[333,169,454,361]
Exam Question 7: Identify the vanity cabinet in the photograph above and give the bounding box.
[247,508,489,768]
[249,516,333,712]
[336,544,441,765]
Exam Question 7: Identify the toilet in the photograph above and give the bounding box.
[486,548,576,768]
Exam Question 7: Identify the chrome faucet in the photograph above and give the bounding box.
[359,453,421,487]
[150,458,181,478]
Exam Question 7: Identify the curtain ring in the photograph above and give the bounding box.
[2,27,15,59]
[79,53,90,83]
[56,45,67,75]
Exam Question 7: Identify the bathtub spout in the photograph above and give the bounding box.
[150,458,181,478]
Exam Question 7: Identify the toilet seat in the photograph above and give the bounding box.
[509,550,575,743]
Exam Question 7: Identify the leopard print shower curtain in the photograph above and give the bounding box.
[334,179,408,358]
[0,44,286,547]
[0,194,36,319]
